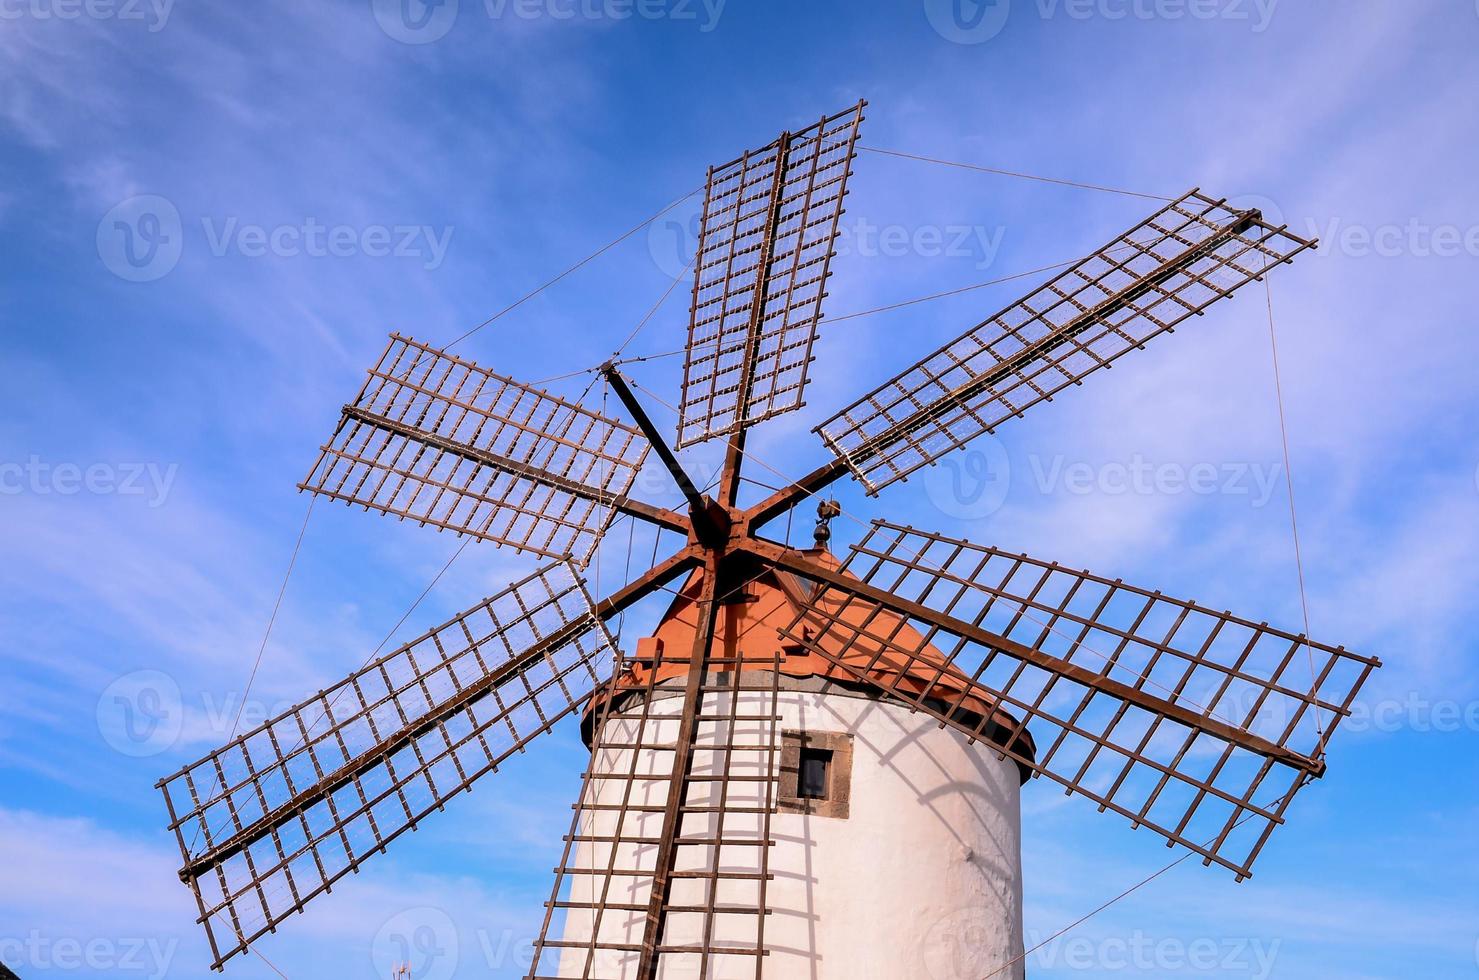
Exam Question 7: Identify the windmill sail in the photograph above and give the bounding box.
[816,190,1317,493]
[158,561,618,969]
[302,334,656,565]
[676,101,866,449]
[529,566,785,980]
[771,522,1378,879]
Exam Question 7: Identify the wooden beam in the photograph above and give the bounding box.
[740,537,1320,776]
[634,553,722,979]
[337,403,690,535]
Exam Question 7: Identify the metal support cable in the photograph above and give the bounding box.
[978,792,1285,978]
[1264,279,1326,740]
[860,145,1174,202]
[443,188,700,351]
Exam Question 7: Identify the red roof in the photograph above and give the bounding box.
[595,549,1034,779]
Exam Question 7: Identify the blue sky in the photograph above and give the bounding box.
[2,1,1478,977]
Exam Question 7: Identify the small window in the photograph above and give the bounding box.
[798,747,832,800]
[780,730,851,818]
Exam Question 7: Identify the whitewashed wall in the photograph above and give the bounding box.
[552,681,1025,980]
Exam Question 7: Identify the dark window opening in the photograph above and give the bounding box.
[780,729,851,818]
[798,747,832,800]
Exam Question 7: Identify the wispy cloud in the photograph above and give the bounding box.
[3,3,1477,978]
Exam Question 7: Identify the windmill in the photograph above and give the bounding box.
[157,100,1380,978]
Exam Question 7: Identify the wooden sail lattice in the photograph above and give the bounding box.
[158,562,617,968]
[774,521,1379,878]
[816,190,1317,493]
[302,334,652,564]
[677,102,865,449]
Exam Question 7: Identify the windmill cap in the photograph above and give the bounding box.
[585,549,1035,784]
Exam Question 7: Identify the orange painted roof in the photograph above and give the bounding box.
[596,549,1034,777]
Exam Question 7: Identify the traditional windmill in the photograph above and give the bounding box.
[158,100,1379,978]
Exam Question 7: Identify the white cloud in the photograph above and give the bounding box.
[0,805,545,978]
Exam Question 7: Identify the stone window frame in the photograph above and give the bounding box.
[778,729,852,819]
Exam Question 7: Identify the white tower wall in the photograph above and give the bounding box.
[554,680,1024,980]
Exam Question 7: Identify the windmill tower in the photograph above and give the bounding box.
[542,505,1033,979]
[157,101,1380,979]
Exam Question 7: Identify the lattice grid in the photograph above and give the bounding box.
[778,522,1378,879]
[302,334,649,564]
[817,190,1317,492]
[158,561,617,970]
[529,633,783,977]
[677,101,865,449]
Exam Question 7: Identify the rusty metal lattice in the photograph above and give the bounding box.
[676,101,866,449]
[816,190,1317,493]
[775,522,1378,879]
[528,574,783,979]
[301,334,651,564]
[158,561,617,970]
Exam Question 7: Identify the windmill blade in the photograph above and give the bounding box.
[529,569,784,979]
[676,100,866,449]
[757,523,1378,879]
[817,190,1317,493]
[158,561,618,970]
[302,334,676,566]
